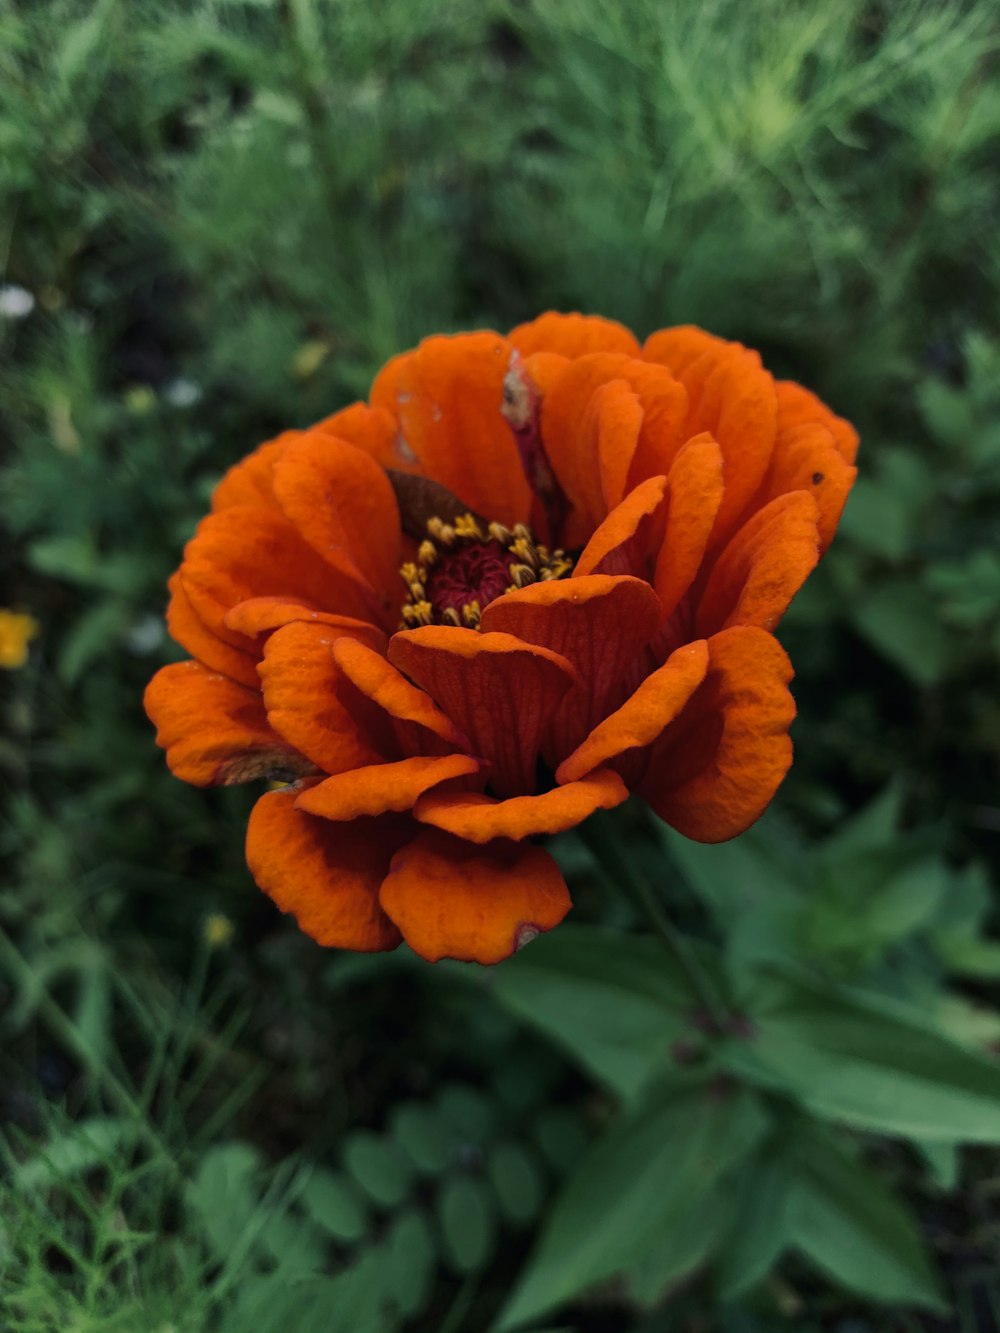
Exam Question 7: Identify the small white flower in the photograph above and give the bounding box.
[162,378,202,409]
[124,614,165,655]
[0,285,35,319]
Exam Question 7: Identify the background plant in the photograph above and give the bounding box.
[3,0,1000,1329]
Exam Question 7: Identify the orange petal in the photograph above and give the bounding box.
[388,628,577,797]
[776,380,859,465]
[380,829,571,964]
[685,344,778,547]
[642,325,726,377]
[647,334,778,550]
[212,432,298,512]
[694,491,820,637]
[414,768,627,842]
[166,571,261,688]
[246,787,402,951]
[180,505,376,649]
[480,575,662,762]
[333,636,470,753]
[556,640,710,785]
[297,754,481,820]
[754,422,857,551]
[541,355,686,544]
[652,432,725,618]
[145,660,309,787]
[224,596,387,651]
[508,312,640,359]
[258,622,385,774]
[271,430,401,614]
[639,626,795,842]
[575,476,669,581]
[371,332,531,526]
[553,378,643,538]
[313,401,410,470]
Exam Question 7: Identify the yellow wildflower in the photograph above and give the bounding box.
[0,610,39,669]
[203,913,234,948]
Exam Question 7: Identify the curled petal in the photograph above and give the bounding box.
[480,575,662,762]
[754,422,857,551]
[181,505,375,648]
[333,637,469,752]
[166,571,260,688]
[371,331,531,525]
[541,355,686,544]
[695,491,820,637]
[575,476,668,581]
[145,660,309,787]
[271,431,401,616]
[642,325,726,376]
[297,754,481,821]
[224,596,386,652]
[388,628,577,797]
[414,768,627,842]
[211,432,297,512]
[258,622,385,774]
[380,830,571,964]
[776,380,859,465]
[647,334,778,549]
[556,640,710,785]
[313,401,406,470]
[640,626,795,842]
[508,312,640,359]
[246,787,402,951]
[653,432,725,618]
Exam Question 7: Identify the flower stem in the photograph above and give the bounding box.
[580,812,730,1027]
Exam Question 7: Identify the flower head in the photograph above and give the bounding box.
[0,609,39,669]
[145,314,857,964]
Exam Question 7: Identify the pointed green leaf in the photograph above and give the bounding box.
[789,1131,947,1311]
[491,925,699,1098]
[495,1083,768,1330]
[730,971,1000,1142]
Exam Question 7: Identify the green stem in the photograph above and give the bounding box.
[580,812,729,1027]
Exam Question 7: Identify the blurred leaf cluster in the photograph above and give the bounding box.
[3,0,1000,1330]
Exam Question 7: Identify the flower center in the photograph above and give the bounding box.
[400,513,572,629]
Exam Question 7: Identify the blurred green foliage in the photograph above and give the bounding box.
[3,0,1000,1330]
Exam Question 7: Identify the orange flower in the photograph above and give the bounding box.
[145,314,857,964]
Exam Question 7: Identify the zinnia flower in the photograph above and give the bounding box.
[145,314,857,964]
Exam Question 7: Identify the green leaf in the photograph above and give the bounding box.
[531,1108,590,1174]
[495,1082,768,1331]
[383,1207,436,1319]
[343,1131,414,1209]
[15,1116,139,1190]
[390,1101,455,1175]
[57,598,131,685]
[299,1166,370,1243]
[789,1130,946,1311]
[851,583,952,686]
[437,1174,497,1274]
[628,1177,732,1307]
[259,1207,327,1274]
[490,925,699,1098]
[186,1142,263,1259]
[819,784,903,859]
[729,970,1000,1141]
[715,1149,795,1301]
[487,1141,545,1225]
[915,1139,960,1192]
[438,1084,500,1145]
